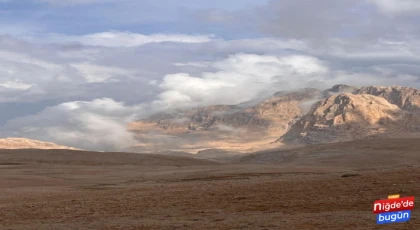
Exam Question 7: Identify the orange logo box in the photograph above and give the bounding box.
[388,194,400,199]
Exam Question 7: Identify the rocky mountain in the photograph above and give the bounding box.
[324,84,358,95]
[280,88,420,144]
[128,88,322,153]
[0,138,77,150]
[128,84,420,154]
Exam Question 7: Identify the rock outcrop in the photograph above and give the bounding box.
[324,84,358,95]
[280,93,420,144]
[356,86,420,111]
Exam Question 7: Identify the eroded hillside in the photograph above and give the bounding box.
[128,85,420,153]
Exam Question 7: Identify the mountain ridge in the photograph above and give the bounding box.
[128,84,420,154]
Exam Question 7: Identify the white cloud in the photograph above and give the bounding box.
[370,0,420,14]
[173,62,211,68]
[0,80,32,90]
[153,54,329,109]
[211,54,328,77]
[36,31,213,47]
[3,98,141,151]
[0,50,60,70]
[70,63,136,83]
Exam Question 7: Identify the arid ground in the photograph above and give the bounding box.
[1,138,420,229]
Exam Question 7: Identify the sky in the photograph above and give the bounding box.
[0,0,420,150]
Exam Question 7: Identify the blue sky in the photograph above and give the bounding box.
[1,0,420,150]
[0,0,270,38]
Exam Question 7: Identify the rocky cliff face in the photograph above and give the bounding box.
[356,86,420,111]
[280,93,420,144]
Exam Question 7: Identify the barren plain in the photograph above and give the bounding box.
[1,138,420,229]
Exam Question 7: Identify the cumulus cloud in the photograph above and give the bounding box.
[154,51,420,112]
[2,98,141,151]
[153,54,329,110]
[0,41,125,102]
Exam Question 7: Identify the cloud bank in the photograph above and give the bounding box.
[2,98,141,151]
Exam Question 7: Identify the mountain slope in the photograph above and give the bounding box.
[127,84,420,153]
[128,88,322,153]
[0,138,77,150]
[280,93,420,144]
[237,138,420,168]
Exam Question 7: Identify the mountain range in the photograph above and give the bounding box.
[127,84,420,154]
[2,84,420,155]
